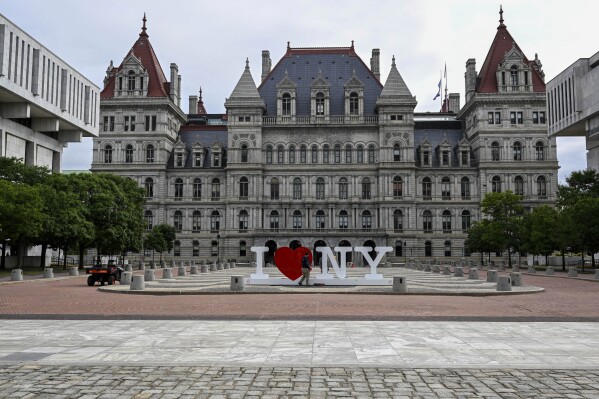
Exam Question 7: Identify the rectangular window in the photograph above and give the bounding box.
[495,112,501,124]
[130,116,136,131]
[539,112,546,124]
[442,151,449,166]
[510,112,516,124]
[145,115,150,131]
[461,151,468,166]
[124,116,129,131]
[109,116,115,131]
[532,111,539,124]
[517,112,523,124]
[103,116,108,132]
[423,151,430,166]
[488,112,494,124]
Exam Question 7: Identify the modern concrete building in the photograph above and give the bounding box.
[547,51,599,171]
[0,13,100,172]
[93,9,558,264]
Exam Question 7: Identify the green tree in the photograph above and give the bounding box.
[0,157,49,185]
[569,197,599,270]
[465,219,499,263]
[557,169,599,207]
[480,191,523,267]
[154,224,176,254]
[521,206,559,266]
[144,228,167,262]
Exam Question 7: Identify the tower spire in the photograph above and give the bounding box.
[498,5,506,28]
[140,13,148,37]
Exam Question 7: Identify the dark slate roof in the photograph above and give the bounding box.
[167,126,228,169]
[413,125,470,167]
[258,47,383,116]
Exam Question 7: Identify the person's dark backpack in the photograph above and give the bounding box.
[302,256,309,268]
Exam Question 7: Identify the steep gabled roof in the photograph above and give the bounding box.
[379,56,413,98]
[225,59,266,109]
[101,15,170,99]
[476,7,545,93]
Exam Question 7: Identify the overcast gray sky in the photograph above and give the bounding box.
[3,0,594,182]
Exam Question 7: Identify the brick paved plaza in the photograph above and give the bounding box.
[1,269,599,397]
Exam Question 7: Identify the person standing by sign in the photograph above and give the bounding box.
[298,254,311,286]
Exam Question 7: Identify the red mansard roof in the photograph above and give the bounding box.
[476,12,545,93]
[101,15,170,99]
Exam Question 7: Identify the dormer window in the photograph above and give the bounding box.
[282,93,291,116]
[128,71,136,91]
[423,150,430,166]
[510,65,518,87]
[461,150,469,166]
[441,150,449,166]
[349,92,359,115]
[175,151,184,167]
[213,152,220,167]
[315,92,325,115]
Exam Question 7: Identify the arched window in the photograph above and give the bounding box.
[270,177,280,200]
[339,210,349,229]
[441,177,451,199]
[282,93,291,116]
[461,177,470,200]
[293,178,302,199]
[537,176,547,198]
[288,145,296,164]
[300,145,307,163]
[292,210,303,229]
[316,177,325,199]
[173,211,183,232]
[211,178,220,200]
[368,145,375,163]
[315,92,325,115]
[144,210,153,231]
[266,146,273,164]
[193,240,200,257]
[192,210,201,232]
[241,144,248,163]
[193,178,202,200]
[269,210,279,229]
[127,70,136,91]
[393,176,403,198]
[323,145,330,163]
[345,145,352,163]
[357,146,364,163]
[104,145,113,164]
[361,177,371,199]
[514,176,524,196]
[442,210,452,233]
[513,141,522,161]
[146,144,155,163]
[393,144,401,162]
[422,177,432,200]
[491,176,502,193]
[444,240,452,257]
[361,210,372,230]
[333,145,341,163]
[425,240,432,257]
[125,144,134,164]
[536,141,545,160]
[277,145,284,164]
[239,177,249,199]
[422,210,432,232]
[239,240,247,257]
[349,92,359,115]
[210,210,220,232]
[510,65,519,87]
[174,178,183,200]
[311,145,318,163]
[491,141,500,161]
[239,210,248,231]
[461,210,471,232]
[315,210,326,229]
[174,240,181,257]
[145,177,154,198]
[339,177,348,199]
[393,210,403,232]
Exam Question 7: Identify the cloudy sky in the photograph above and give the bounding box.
[3,0,593,182]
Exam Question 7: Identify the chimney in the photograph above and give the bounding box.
[465,58,477,103]
[261,50,271,81]
[448,93,460,113]
[189,95,198,114]
[370,49,380,80]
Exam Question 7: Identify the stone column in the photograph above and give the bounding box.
[130,275,144,290]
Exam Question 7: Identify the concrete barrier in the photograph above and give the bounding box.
[144,269,155,281]
[431,265,440,273]
[496,276,512,291]
[124,264,132,272]
[231,262,236,268]
[11,269,23,281]
[595,270,599,280]
[69,267,79,276]
[160,261,166,269]
[139,262,146,271]
[210,263,217,271]
[163,268,173,279]
[224,262,230,270]
[527,265,536,274]
[130,275,144,290]
[217,263,224,270]
[487,270,498,282]
[469,268,479,280]
[43,268,54,278]
[545,266,555,276]
[392,276,407,293]
[453,267,463,277]
[230,275,244,291]
[498,264,505,271]
[512,264,520,272]
[190,265,198,274]
[442,265,451,275]
[568,267,578,277]
[178,266,186,277]
[201,265,209,273]
[179,261,185,268]
[121,271,132,285]
[510,272,522,287]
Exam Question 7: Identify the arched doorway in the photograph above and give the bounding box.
[362,240,377,266]
[313,240,327,269]
[289,240,302,250]
[265,240,277,265]
[338,240,352,263]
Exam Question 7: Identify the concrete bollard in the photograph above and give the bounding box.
[512,264,520,272]
[231,262,236,268]
[170,260,176,268]
[190,265,198,274]
[230,275,244,291]
[178,266,186,277]
[431,265,440,273]
[144,269,155,281]
[210,263,217,271]
[527,265,536,273]
[442,265,451,275]
[487,270,498,283]
[498,263,505,271]
[151,263,157,270]
[130,275,144,290]
[469,268,479,280]
[43,268,54,278]
[217,263,224,270]
[121,271,132,285]
[124,264,132,272]
[496,276,512,291]
[453,267,463,277]
[179,261,185,268]
[201,265,209,273]
[139,262,146,271]
[191,260,196,267]
[11,269,23,281]
[224,262,230,270]
[595,270,599,280]
[545,266,555,275]
[69,267,79,276]
[511,272,523,287]
[163,268,173,279]
[392,276,408,293]
[568,267,578,277]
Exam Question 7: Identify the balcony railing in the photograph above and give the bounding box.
[263,115,379,126]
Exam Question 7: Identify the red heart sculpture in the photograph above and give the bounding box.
[274,246,313,281]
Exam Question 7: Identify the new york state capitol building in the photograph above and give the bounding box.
[91,11,558,264]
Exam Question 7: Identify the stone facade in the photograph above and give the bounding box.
[92,10,558,264]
